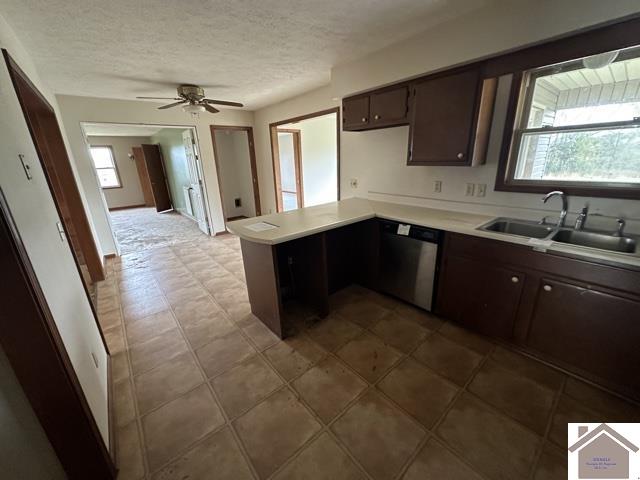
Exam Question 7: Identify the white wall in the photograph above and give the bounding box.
[56,96,255,252]
[214,130,256,218]
[0,347,66,479]
[282,114,338,207]
[0,13,110,448]
[253,2,640,231]
[87,135,150,209]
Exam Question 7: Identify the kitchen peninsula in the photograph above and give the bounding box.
[228,198,640,401]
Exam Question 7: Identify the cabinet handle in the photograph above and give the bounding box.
[511,276,519,283]
[543,284,552,292]
[374,114,381,120]
[361,117,367,122]
[457,152,465,160]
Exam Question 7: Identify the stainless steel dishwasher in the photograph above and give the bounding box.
[378,220,441,311]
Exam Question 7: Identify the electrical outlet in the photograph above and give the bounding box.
[476,184,487,197]
[434,180,442,193]
[465,183,475,196]
[350,178,358,189]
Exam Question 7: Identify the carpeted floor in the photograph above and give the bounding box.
[110,208,207,254]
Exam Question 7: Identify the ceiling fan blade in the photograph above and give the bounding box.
[158,100,187,110]
[203,104,220,114]
[203,98,243,108]
[136,96,182,100]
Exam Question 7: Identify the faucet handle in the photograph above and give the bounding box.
[614,218,626,237]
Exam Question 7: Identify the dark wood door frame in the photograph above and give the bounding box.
[274,128,304,210]
[210,125,262,225]
[0,188,116,479]
[268,107,340,213]
[3,49,105,284]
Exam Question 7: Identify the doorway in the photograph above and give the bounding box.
[81,123,212,253]
[269,108,340,212]
[210,125,261,224]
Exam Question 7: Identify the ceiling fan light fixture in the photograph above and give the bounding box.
[182,103,206,115]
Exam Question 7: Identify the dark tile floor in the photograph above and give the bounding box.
[96,233,640,480]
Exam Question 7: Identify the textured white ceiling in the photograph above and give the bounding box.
[82,123,167,137]
[0,0,491,109]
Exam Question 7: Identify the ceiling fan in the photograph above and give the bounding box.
[136,84,243,114]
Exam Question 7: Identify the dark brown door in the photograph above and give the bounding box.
[141,144,172,212]
[408,67,481,165]
[370,86,409,127]
[3,49,105,285]
[132,146,154,207]
[527,278,640,394]
[436,254,524,339]
[342,96,370,130]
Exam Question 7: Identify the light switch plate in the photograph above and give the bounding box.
[434,180,442,193]
[350,178,358,188]
[476,184,487,197]
[465,183,475,196]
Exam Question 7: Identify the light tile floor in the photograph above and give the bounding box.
[96,233,640,480]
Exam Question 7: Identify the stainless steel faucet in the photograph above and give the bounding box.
[542,191,568,228]
[614,218,626,237]
[574,204,589,230]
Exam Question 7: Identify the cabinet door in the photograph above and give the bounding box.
[370,86,409,127]
[437,255,524,339]
[342,96,369,130]
[408,68,480,165]
[527,278,640,394]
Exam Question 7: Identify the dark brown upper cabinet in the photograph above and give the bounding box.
[342,85,409,131]
[408,67,496,166]
[342,96,370,130]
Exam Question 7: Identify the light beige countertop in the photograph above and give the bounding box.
[227,197,640,268]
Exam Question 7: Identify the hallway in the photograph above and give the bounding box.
[95,223,638,480]
[110,208,208,255]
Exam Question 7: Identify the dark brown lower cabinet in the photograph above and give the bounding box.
[437,255,524,339]
[436,232,640,401]
[527,278,640,396]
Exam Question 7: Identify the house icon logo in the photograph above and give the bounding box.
[568,423,639,479]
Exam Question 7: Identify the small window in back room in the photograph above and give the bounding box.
[502,45,640,194]
[90,146,121,188]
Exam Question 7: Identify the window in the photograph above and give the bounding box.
[500,46,640,197]
[89,146,121,188]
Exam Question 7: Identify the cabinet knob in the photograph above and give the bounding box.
[543,285,552,292]
[361,117,367,122]
[374,114,381,120]
[457,152,465,160]
[511,276,519,283]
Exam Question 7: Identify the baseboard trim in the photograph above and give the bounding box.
[108,204,146,211]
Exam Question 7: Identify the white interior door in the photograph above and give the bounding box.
[182,130,210,234]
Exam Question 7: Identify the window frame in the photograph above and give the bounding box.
[496,62,640,200]
[89,145,122,189]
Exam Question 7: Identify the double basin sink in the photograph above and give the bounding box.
[479,218,637,254]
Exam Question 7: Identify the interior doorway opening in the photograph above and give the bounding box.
[269,108,340,212]
[210,125,261,225]
[81,122,212,254]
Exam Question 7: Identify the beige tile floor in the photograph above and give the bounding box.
[96,232,640,480]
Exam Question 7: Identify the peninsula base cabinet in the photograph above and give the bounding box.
[436,233,640,401]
